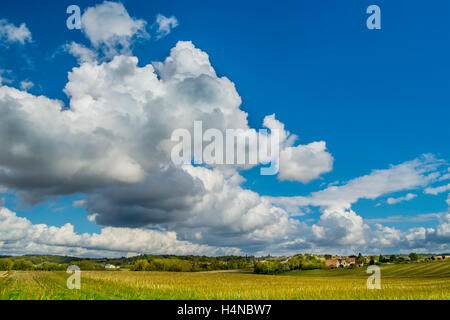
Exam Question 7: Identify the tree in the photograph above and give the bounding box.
[12,259,34,270]
[0,259,13,271]
[133,259,150,271]
[287,255,304,270]
[390,255,397,262]
[357,253,365,265]
[253,261,287,275]
[409,252,419,261]
[324,255,332,260]
[37,262,66,271]
[73,260,97,270]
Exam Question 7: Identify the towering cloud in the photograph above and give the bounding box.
[0,40,331,253]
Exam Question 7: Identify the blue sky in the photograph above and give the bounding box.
[0,0,449,257]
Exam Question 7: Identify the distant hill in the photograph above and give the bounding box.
[0,255,83,264]
[1,253,448,265]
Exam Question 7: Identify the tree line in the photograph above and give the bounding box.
[0,258,107,271]
[254,255,325,275]
[0,255,255,272]
[131,257,253,272]
[1,252,445,272]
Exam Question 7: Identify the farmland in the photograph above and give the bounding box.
[0,261,449,300]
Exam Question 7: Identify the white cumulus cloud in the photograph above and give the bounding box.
[0,19,32,44]
[279,141,333,183]
[81,1,148,56]
[0,207,241,257]
[0,40,327,253]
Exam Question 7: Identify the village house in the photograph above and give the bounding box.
[325,257,363,268]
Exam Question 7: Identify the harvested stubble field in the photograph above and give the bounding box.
[0,261,449,300]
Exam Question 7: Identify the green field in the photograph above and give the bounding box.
[1,261,449,300]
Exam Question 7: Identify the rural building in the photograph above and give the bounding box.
[325,257,362,268]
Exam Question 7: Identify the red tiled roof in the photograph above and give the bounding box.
[325,258,357,265]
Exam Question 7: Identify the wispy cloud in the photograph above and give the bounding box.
[386,193,417,205]
[63,42,98,63]
[424,183,450,195]
[365,212,442,224]
[155,14,179,39]
[72,200,87,208]
[269,155,442,211]
[0,69,13,84]
[20,80,34,91]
